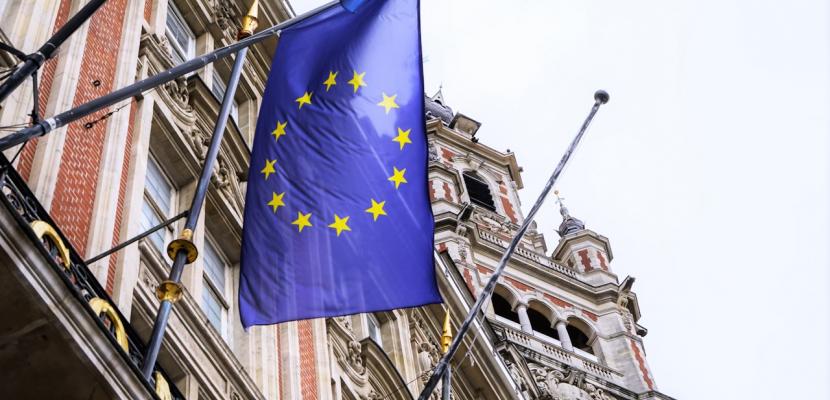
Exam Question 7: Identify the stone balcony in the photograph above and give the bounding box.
[0,154,185,399]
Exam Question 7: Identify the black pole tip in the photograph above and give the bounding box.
[594,90,610,104]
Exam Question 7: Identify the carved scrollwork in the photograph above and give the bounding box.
[213,0,238,37]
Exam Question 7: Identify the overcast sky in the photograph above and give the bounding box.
[291,1,830,398]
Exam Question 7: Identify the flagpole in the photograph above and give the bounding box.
[441,309,452,400]
[0,0,340,152]
[417,90,610,400]
[139,3,260,379]
[0,0,108,103]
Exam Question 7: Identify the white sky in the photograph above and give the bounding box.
[292,1,830,398]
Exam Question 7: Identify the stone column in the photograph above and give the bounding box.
[516,303,532,333]
[556,320,573,352]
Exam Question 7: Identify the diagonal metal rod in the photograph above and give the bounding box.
[0,1,339,152]
[84,210,187,265]
[417,90,610,400]
[0,0,107,103]
[140,45,249,378]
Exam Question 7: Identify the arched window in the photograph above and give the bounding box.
[491,292,520,324]
[527,308,559,340]
[567,324,594,355]
[463,172,496,211]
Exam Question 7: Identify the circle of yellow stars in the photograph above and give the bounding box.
[261,68,414,237]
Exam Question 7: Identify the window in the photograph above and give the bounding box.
[567,324,594,355]
[202,238,229,339]
[211,69,239,123]
[165,2,195,64]
[463,172,495,211]
[366,314,382,348]
[491,292,520,324]
[141,156,175,254]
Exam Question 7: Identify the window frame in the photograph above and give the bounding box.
[462,171,496,211]
[366,314,383,349]
[211,68,240,123]
[165,1,195,65]
[141,155,177,255]
[201,235,231,339]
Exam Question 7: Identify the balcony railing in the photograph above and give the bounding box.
[490,316,620,383]
[0,154,185,399]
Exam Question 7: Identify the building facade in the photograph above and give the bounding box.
[0,1,673,399]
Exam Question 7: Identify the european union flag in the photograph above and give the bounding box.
[239,0,441,327]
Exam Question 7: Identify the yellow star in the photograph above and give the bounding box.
[377,93,399,114]
[392,128,412,150]
[365,199,387,221]
[272,121,287,142]
[291,211,313,232]
[347,70,367,93]
[267,192,286,213]
[295,92,312,109]
[323,71,337,91]
[387,167,407,189]
[327,214,351,236]
[261,159,276,180]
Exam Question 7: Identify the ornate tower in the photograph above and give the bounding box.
[426,91,673,399]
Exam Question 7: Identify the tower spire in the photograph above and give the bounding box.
[554,190,585,237]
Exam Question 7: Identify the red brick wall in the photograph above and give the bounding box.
[298,320,318,400]
[630,339,655,390]
[17,0,73,180]
[106,102,136,293]
[49,0,128,254]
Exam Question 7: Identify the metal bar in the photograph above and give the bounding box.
[0,0,339,152]
[442,364,451,400]
[417,90,610,400]
[0,0,108,102]
[140,45,249,378]
[84,210,188,265]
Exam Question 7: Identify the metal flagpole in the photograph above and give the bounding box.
[417,90,610,400]
[139,3,260,379]
[0,0,108,103]
[0,0,340,152]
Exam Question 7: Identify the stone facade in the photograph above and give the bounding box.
[0,1,673,399]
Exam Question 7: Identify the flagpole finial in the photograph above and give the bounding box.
[238,0,260,39]
[441,309,452,354]
[594,90,610,104]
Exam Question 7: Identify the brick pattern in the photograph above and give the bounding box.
[49,0,128,254]
[505,276,532,292]
[428,179,437,201]
[442,181,453,202]
[475,264,492,274]
[298,320,318,400]
[105,102,136,293]
[440,147,454,169]
[577,249,593,272]
[498,182,517,223]
[144,0,153,21]
[543,293,574,309]
[436,242,447,253]
[462,268,475,294]
[17,0,73,180]
[596,251,609,271]
[629,339,655,390]
[582,310,598,322]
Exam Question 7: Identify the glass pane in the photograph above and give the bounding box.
[165,2,193,59]
[203,240,226,291]
[367,315,382,348]
[211,69,226,101]
[145,157,172,216]
[141,199,165,253]
[202,278,223,334]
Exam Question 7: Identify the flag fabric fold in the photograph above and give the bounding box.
[239,0,441,327]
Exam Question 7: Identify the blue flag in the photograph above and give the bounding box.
[239,0,441,327]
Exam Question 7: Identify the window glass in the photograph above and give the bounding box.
[140,199,165,252]
[203,240,226,292]
[165,2,194,64]
[367,314,382,348]
[202,278,223,333]
[211,69,239,122]
[145,157,172,216]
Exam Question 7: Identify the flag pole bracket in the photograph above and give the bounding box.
[166,228,198,264]
[156,281,183,303]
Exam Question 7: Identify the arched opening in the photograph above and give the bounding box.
[566,318,596,356]
[527,308,559,340]
[491,292,520,324]
[463,172,496,211]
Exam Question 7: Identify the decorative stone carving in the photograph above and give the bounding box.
[163,75,190,107]
[188,128,209,160]
[428,142,440,162]
[213,0,238,35]
[473,211,512,235]
[347,339,366,376]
